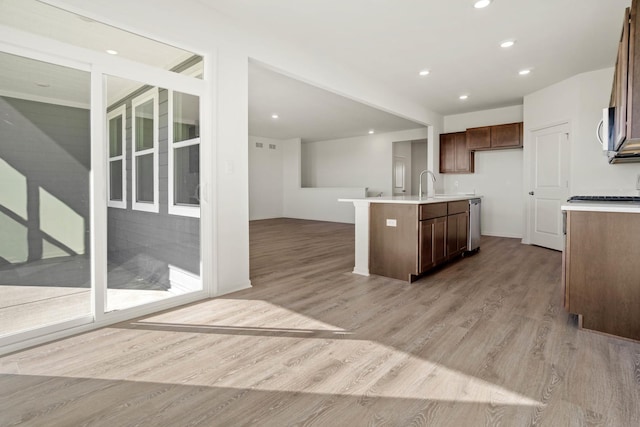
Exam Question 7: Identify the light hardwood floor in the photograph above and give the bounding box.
[1,218,639,426]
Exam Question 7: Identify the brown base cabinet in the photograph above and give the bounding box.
[563,210,640,341]
[419,217,447,273]
[447,213,468,258]
[370,201,471,282]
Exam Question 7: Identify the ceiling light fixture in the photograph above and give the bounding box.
[271,114,279,119]
[106,49,118,55]
[500,40,515,48]
[473,0,492,9]
[368,130,375,134]
[419,69,430,76]
[519,69,531,75]
[459,95,469,100]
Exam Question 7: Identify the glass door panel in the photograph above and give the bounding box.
[105,76,202,312]
[0,52,92,337]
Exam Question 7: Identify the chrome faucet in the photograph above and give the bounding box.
[419,170,436,199]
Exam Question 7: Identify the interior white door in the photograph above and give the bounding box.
[393,156,407,195]
[529,124,570,251]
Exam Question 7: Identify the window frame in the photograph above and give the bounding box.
[131,88,159,213]
[106,105,127,209]
[168,89,201,218]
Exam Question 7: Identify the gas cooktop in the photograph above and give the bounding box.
[568,195,640,202]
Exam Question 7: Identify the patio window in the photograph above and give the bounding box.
[168,90,200,217]
[132,89,159,213]
[107,105,126,208]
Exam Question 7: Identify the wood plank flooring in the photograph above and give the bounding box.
[1,217,639,426]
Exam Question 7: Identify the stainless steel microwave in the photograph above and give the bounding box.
[597,106,615,152]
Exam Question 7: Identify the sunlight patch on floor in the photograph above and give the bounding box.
[140,298,349,332]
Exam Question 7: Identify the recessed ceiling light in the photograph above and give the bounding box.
[419,69,430,76]
[459,95,469,100]
[368,130,375,134]
[474,0,492,9]
[271,114,279,119]
[519,69,531,75]
[500,40,516,48]
[106,49,118,55]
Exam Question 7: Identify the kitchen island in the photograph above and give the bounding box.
[562,200,640,341]
[339,195,480,282]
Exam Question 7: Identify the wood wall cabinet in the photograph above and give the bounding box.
[563,210,640,341]
[439,132,474,174]
[608,0,640,161]
[466,122,523,151]
[370,201,471,282]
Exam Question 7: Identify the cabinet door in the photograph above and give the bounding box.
[456,212,469,253]
[419,220,435,273]
[419,217,448,273]
[446,212,469,258]
[447,215,457,258]
[433,216,447,265]
[466,126,491,150]
[454,132,474,173]
[491,123,522,149]
[612,7,630,147]
[439,133,456,173]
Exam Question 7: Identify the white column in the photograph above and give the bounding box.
[352,200,371,276]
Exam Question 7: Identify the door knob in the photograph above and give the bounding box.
[529,191,535,195]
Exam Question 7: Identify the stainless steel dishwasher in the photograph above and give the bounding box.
[467,198,481,253]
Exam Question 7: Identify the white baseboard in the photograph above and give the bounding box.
[215,281,252,297]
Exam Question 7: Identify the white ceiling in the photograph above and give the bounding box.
[249,62,425,142]
[203,0,630,115]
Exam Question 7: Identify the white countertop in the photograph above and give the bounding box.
[339,195,481,205]
[561,201,640,213]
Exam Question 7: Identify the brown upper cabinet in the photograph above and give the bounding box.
[608,0,640,162]
[440,131,474,174]
[466,122,523,151]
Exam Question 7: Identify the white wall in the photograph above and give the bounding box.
[215,50,251,294]
[301,128,428,197]
[443,105,524,238]
[411,140,428,196]
[248,135,283,220]
[282,138,366,223]
[523,67,640,242]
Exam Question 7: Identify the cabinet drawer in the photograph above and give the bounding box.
[419,203,447,220]
[447,200,469,215]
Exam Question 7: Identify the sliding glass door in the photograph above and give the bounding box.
[0,0,208,351]
[0,52,92,337]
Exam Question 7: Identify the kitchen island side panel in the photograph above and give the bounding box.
[369,204,418,281]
